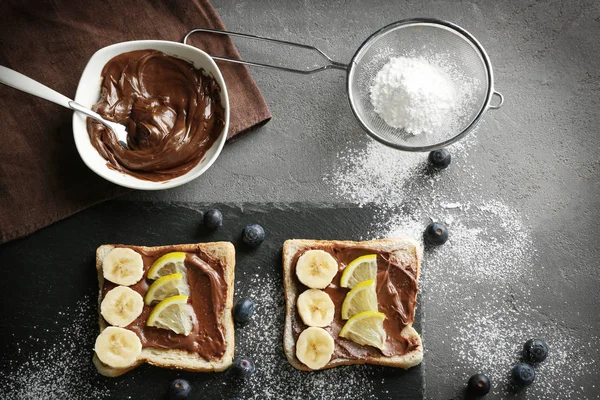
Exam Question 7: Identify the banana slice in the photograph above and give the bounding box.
[297,289,335,327]
[296,327,335,370]
[101,286,144,327]
[102,247,144,286]
[94,326,142,369]
[296,250,338,289]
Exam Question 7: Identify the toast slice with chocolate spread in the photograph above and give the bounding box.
[283,238,423,371]
[93,242,235,377]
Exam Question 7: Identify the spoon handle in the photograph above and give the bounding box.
[68,101,105,123]
[0,65,72,108]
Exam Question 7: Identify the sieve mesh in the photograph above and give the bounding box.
[347,20,493,151]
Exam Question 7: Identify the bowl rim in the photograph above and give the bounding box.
[72,40,230,190]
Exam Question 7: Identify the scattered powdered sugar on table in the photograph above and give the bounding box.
[380,204,596,399]
[326,130,598,398]
[1,300,109,400]
[380,200,534,286]
[324,132,475,207]
[451,306,598,399]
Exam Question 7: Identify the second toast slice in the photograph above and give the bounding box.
[283,238,423,371]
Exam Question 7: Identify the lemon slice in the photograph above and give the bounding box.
[341,279,378,319]
[339,311,387,351]
[146,295,193,336]
[340,254,378,288]
[147,252,187,279]
[144,273,190,305]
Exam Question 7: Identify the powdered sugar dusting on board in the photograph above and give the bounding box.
[230,272,377,399]
[1,300,109,400]
[326,129,598,398]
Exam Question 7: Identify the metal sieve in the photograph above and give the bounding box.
[184,18,503,152]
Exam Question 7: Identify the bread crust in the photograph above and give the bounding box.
[282,238,423,371]
[94,242,235,377]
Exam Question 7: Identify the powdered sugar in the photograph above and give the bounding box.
[365,51,481,149]
[370,57,457,135]
[326,130,598,398]
[1,300,109,400]
[2,274,379,400]
[379,200,534,285]
[451,306,598,399]
[324,133,474,207]
[230,272,378,399]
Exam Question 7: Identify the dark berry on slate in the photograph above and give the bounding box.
[467,373,491,396]
[428,148,452,169]
[424,222,449,245]
[231,358,255,378]
[512,363,535,386]
[203,209,223,229]
[233,298,255,324]
[523,338,549,363]
[242,223,265,247]
[169,378,191,400]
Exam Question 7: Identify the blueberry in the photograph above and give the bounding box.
[242,223,265,247]
[203,209,223,229]
[233,298,255,324]
[168,378,191,400]
[467,373,491,396]
[424,222,449,245]
[523,339,548,363]
[231,358,255,378]
[428,148,451,169]
[512,363,535,386]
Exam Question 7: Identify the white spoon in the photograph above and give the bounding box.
[0,65,128,148]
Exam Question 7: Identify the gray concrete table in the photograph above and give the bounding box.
[125,1,600,398]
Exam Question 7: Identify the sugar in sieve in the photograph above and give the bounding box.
[184,18,504,152]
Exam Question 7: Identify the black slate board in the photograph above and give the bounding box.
[0,201,422,399]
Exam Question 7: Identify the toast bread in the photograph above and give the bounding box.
[283,238,423,371]
[94,242,235,377]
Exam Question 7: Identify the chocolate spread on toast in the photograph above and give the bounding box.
[290,244,420,362]
[102,246,227,361]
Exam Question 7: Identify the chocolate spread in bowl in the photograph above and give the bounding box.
[87,49,225,182]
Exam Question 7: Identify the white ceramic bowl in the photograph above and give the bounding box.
[72,40,230,190]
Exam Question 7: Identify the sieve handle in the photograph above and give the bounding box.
[489,91,504,109]
[183,28,348,74]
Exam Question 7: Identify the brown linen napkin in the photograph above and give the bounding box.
[0,0,271,244]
